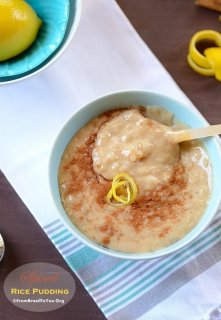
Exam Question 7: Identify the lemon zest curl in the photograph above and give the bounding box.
[106,173,138,206]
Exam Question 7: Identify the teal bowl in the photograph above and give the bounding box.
[49,90,221,260]
[0,0,81,83]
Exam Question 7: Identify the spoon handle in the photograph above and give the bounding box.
[168,124,221,143]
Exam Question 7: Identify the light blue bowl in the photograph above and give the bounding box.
[49,90,221,260]
[0,0,81,82]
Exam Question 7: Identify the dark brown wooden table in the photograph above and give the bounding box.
[1,1,221,319]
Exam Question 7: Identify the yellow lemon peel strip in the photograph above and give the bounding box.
[187,54,214,76]
[187,30,221,81]
[106,173,138,206]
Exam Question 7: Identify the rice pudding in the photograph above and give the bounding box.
[58,106,211,253]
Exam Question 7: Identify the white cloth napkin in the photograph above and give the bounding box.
[1,1,221,319]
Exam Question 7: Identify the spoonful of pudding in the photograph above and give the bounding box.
[92,108,220,198]
[166,124,221,144]
[92,109,181,196]
[92,107,218,205]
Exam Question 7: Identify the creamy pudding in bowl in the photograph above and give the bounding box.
[49,91,221,259]
[58,106,211,253]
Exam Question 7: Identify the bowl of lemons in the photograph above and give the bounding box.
[0,0,81,84]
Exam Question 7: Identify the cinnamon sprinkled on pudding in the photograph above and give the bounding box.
[58,107,211,253]
[129,164,187,233]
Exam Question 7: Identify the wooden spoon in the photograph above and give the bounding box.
[166,124,221,144]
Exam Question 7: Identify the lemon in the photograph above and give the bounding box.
[0,0,42,62]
